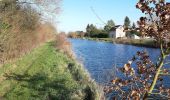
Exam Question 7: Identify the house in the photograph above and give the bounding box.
[131,34,140,39]
[109,25,126,39]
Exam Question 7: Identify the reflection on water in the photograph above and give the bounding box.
[70,39,161,84]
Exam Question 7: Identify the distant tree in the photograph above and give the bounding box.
[68,32,77,38]
[131,22,141,36]
[132,22,136,29]
[131,30,141,36]
[59,31,66,34]
[86,24,90,37]
[124,16,131,29]
[86,24,96,37]
[104,20,115,32]
[86,24,108,38]
[89,25,100,37]
[80,31,85,38]
[124,16,131,37]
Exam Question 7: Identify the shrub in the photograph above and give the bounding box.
[54,33,73,57]
[0,0,59,64]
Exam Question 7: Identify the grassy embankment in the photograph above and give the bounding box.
[85,38,157,48]
[0,42,101,100]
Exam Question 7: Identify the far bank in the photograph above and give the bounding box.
[82,38,158,48]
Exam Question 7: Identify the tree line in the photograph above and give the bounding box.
[68,16,140,38]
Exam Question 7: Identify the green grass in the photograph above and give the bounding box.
[0,42,100,100]
[85,38,112,43]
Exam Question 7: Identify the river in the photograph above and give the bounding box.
[69,39,164,84]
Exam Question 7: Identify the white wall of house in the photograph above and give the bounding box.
[132,35,140,39]
[109,26,126,38]
[115,26,126,38]
[143,36,151,39]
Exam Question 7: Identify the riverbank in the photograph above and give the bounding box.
[0,42,101,100]
[85,38,158,48]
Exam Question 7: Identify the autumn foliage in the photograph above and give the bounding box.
[0,0,58,64]
[54,33,73,57]
[104,0,170,99]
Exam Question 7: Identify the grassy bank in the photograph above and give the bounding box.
[85,37,157,48]
[0,42,100,100]
[85,38,113,43]
[113,38,157,48]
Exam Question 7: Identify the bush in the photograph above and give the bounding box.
[54,33,73,57]
[0,0,57,64]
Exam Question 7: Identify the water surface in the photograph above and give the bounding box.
[70,39,162,84]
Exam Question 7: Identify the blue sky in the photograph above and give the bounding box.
[57,0,143,32]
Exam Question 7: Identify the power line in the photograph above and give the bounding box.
[90,6,107,25]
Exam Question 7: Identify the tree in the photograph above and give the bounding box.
[68,32,77,38]
[105,0,170,99]
[124,16,131,29]
[79,31,85,38]
[86,24,97,37]
[33,0,61,23]
[104,20,115,32]
[86,24,108,38]
[130,22,141,36]
[86,24,95,37]
[86,24,90,37]
[0,0,61,63]
[132,22,136,29]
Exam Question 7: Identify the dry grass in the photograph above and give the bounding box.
[113,38,157,48]
[0,2,57,64]
[86,38,157,48]
[54,33,73,58]
[0,0,60,64]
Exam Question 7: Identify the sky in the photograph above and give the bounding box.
[57,0,144,33]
